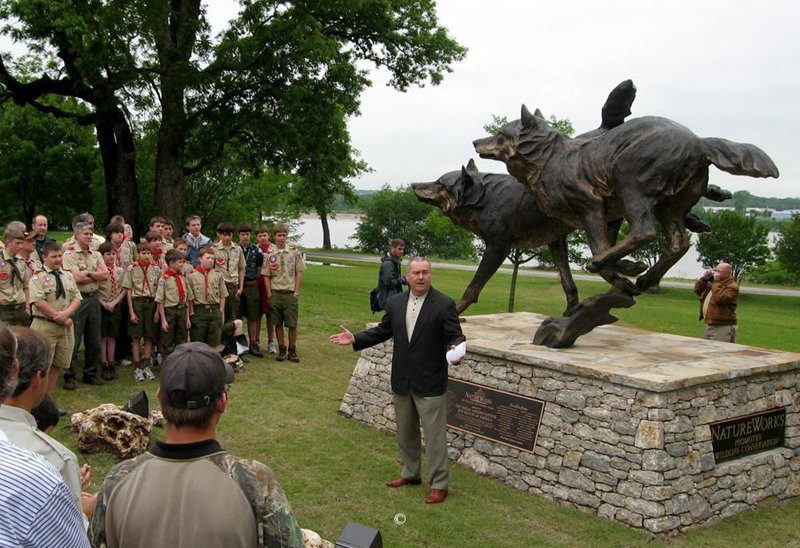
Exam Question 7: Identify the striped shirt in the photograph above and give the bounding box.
[0,435,89,547]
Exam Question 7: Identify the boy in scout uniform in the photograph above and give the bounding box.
[98,242,126,381]
[123,242,161,381]
[0,226,30,326]
[106,222,137,270]
[262,223,305,362]
[172,238,194,275]
[256,225,276,354]
[29,242,83,395]
[213,221,245,330]
[188,247,228,349]
[238,222,264,357]
[145,231,166,269]
[62,221,108,389]
[156,249,193,358]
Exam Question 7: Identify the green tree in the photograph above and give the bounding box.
[1,0,466,226]
[696,210,771,281]
[0,99,99,228]
[775,214,800,281]
[354,185,475,260]
[732,190,752,214]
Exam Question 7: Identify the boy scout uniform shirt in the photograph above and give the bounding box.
[117,240,138,270]
[155,272,194,307]
[122,262,161,298]
[213,242,245,284]
[98,265,125,301]
[188,268,228,305]
[0,249,29,304]
[62,246,105,294]
[21,253,42,278]
[29,268,82,318]
[262,246,306,291]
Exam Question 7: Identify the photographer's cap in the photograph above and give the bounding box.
[160,342,234,409]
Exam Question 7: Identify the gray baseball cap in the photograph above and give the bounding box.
[160,342,234,409]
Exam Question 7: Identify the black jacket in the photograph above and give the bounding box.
[353,287,465,397]
[377,253,404,310]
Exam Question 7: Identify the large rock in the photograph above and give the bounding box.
[71,403,152,459]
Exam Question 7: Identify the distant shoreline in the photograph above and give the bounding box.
[300,212,363,221]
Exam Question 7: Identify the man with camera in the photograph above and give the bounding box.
[694,262,739,343]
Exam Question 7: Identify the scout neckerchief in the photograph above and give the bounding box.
[115,237,125,267]
[47,268,66,300]
[109,266,118,297]
[164,269,186,301]
[196,265,210,301]
[258,241,271,254]
[8,256,23,287]
[139,262,153,295]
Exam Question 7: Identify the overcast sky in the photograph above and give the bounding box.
[7,1,794,199]
[329,0,798,198]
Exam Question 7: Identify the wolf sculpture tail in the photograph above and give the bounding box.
[701,137,779,178]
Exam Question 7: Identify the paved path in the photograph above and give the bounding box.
[306,251,800,298]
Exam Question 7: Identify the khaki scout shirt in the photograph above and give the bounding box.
[122,263,161,298]
[98,265,125,302]
[62,246,105,294]
[20,253,42,278]
[61,234,105,252]
[29,268,81,317]
[213,242,245,284]
[117,240,138,270]
[188,268,228,305]
[155,271,193,308]
[262,246,306,291]
[0,249,29,305]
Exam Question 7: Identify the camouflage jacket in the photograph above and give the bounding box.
[89,439,304,548]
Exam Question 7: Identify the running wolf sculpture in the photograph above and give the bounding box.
[471,84,778,347]
[473,104,779,294]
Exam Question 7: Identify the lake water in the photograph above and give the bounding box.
[297,216,778,281]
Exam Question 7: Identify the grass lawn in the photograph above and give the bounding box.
[51,258,800,547]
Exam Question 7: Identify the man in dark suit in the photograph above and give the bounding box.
[330,257,465,504]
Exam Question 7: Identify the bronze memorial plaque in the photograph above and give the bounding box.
[710,407,786,464]
[446,379,545,452]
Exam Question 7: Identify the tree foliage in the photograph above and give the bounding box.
[0,0,466,227]
[696,210,771,281]
[0,99,99,229]
[354,185,476,260]
[775,214,800,281]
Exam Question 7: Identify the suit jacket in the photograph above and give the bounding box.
[353,287,465,397]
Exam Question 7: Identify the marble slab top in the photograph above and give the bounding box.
[459,312,800,393]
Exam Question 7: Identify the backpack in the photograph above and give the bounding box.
[369,287,381,313]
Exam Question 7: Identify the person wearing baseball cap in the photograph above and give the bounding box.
[89,342,304,547]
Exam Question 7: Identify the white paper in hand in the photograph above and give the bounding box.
[446,341,467,365]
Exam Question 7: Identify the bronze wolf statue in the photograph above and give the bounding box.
[413,160,578,315]
[473,105,779,294]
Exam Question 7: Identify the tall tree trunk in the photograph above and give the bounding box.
[319,209,331,250]
[95,104,139,236]
[154,0,202,225]
[508,262,520,312]
[155,95,186,225]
